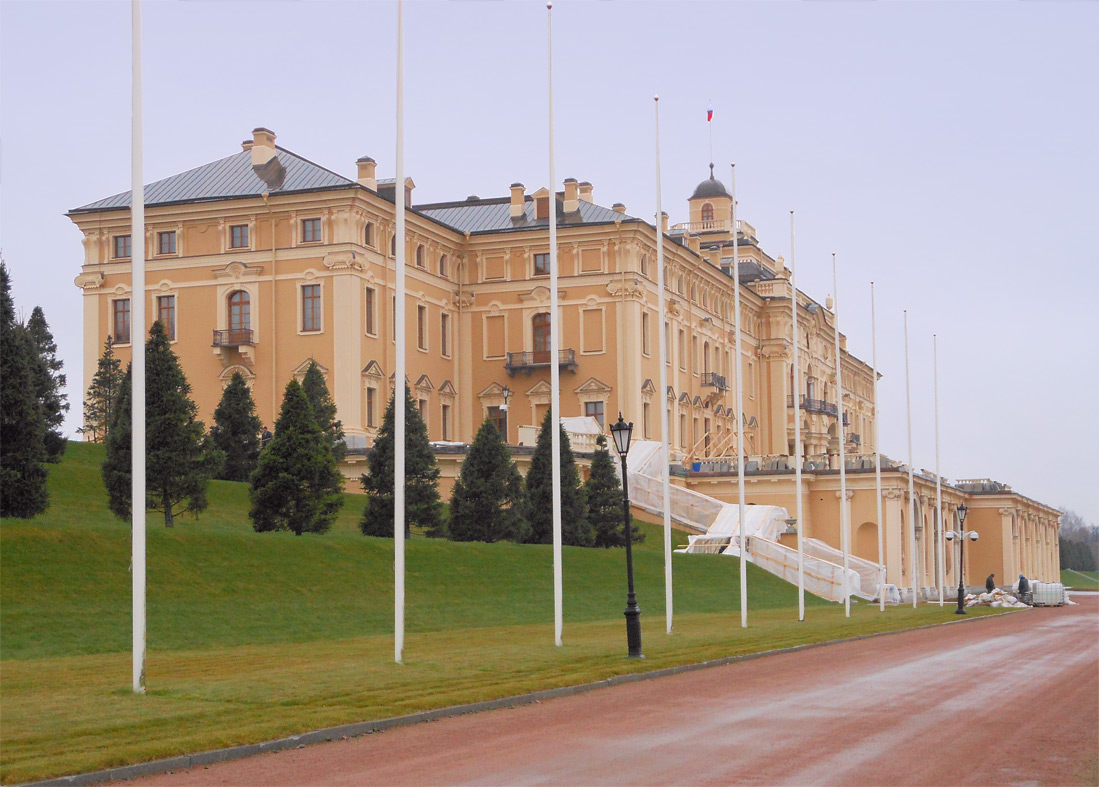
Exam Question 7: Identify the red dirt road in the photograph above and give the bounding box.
[134,597,1099,786]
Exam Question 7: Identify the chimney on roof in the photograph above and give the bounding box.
[241,139,254,151]
[612,202,626,214]
[579,181,593,203]
[251,127,285,190]
[687,234,700,254]
[563,178,579,213]
[661,211,669,234]
[510,183,526,218]
[357,156,377,190]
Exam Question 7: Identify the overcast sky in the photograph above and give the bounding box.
[2,0,1096,525]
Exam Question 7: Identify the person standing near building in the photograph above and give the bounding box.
[985,573,996,593]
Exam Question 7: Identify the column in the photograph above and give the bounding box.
[330,267,362,434]
[998,507,1015,585]
[884,488,904,587]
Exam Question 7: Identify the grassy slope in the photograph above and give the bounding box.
[1061,569,1099,590]
[0,443,1005,782]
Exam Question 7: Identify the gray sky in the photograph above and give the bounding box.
[2,0,1096,525]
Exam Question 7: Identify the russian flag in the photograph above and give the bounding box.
[707,103,713,122]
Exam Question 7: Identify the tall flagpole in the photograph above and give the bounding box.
[655,96,672,635]
[872,282,885,612]
[904,310,917,608]
[832,254,850,617]
[934,334,944,606]
[393,0,406,664]
[130,0,146,695]
[791,211,804,621]
[547,1,563,647]
[732,163,747,628]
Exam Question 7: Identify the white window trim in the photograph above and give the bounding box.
[297,278,325,335]
[641,310,651,358]
[482,311,508,360]
[299,217,324,246]
[440,311,452,359]
[579,305,606,356]
[109,291,133,347]
[228,223,253,251]
[154,286,180,344]
[364,285,379,337]
[416,303,429,353]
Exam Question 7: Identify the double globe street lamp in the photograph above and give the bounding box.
[609,414,643,659]
[944,503,978,615]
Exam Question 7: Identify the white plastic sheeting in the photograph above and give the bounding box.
[801,538,884,600]
[749,537,863,603]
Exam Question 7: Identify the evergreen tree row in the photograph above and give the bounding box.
[1,261,69,518]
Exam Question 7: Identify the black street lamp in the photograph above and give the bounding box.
[610,413,643,659]
[945,503,978,615]
[499,386,512,443]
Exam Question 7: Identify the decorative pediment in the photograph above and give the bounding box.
[362,360,385,378]
[438,379,457,396]
[519,285,567,303]
[526,379,552,397]
[478,382,508,399]
[219,364,255,387]
[641,379,656,395]
[667,386,677,401]
[714,404,726,416]
[415,374,434,392]
[574,376,612,395]
[323,251,363,271]
[293,358,328,380]
[692,396,703,407]
[678,392,691,405]
[213,261,263,281]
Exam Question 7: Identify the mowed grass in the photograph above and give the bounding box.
[1,442,1007,783]
[1062,569,1099,590]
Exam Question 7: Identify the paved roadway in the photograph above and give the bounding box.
[134,596,1098,786]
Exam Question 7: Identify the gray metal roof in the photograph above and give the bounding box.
[69,147,356,214]
[417,197,637,235]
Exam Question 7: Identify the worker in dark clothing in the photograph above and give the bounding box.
[985,573,996,593]
[1017,574,1030,595]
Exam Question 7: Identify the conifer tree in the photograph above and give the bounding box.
[301,361,346,461]
[249,379,344,535]
[0,262,49,518]
[448,419,527,542]
[81,335,124,443]
[210,372,262,482]
[524,410,593,547]
[26,306,68,462]
[101,323,211,526]
[101,366,133,522]
[585,434,644,548]
[360,385,441,538]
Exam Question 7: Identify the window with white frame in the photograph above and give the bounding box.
[156,295,176,340]
[113,235,132,259]
[113,298,131,343]
[301,218,322,243]
[230,224,249,249]
[302,284,322,332]
[157,231,176,255]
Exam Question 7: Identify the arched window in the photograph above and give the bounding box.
[415,245,425,268]
[390,235,396,256]
[439,254,448,278]
[701,203,714,223]
[703,341,710,374]
[228,290,250,332]
[532,312,551,361]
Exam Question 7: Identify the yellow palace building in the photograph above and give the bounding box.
[68,127,1061,592]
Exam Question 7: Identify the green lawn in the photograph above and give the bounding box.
[1062,569,1099,590]
[1,442,1007,783]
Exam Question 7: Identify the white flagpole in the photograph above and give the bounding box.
[791,211,804,621]
[130,0,146,695]
[732,164,747,629]
[872,283,885,612]
[394,0,406,664]
[655,96,672,635]
[934,334,944,606]
[904,310,917,608]
[547,1,563,647]
[832,254,850,617]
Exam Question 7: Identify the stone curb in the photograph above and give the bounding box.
[20,609,1014,787]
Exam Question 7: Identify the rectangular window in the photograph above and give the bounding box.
[157,231,176,255]
[678,329,686,370]
[364,222,374,248]
[533,253,550,276]
[156,295,176,340]
[367,387,377,428]
[417,305,427,350]
[365,287,376,335]
[301,218,322,243]
[392,295,396,338]
[679,413,687,449]
[440,312,450,357]
[643,402,651,439]
[584,401,604,428]
[113,235,132,259]
[418,398,428,427]
[665,323,672,366]
[113,298,131,344]
[441,404,450,441]
[230,224,249,249]
[487,405,505,435]
[692,337,699,374]
[642,312,650,356]
[302,284,321,332]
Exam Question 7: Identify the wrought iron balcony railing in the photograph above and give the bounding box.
[701,372,727,390]
[212,329,254,348]
[504,349,578,376]
[848,433,861,446]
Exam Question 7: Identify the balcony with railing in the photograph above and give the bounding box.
[847,433,861,446]
[211,329,254,348]
[786,395,839,417]
[504,349,578,376]
[701,372,727,391]
[669,218,743,235]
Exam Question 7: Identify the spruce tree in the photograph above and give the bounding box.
[585,434,644,548]
[101,324,211,526]
[81,335,124,443]
[0,262,50,518]
[249,379,344,535]
[210,372,262,482]
[448,419,527,542]
[26,306,68,462]
[360,385,441,538]
[301,361,346,461]
[102,366,133,522]
[524,410,593,547]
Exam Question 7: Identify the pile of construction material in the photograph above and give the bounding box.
[965,589,1029,609]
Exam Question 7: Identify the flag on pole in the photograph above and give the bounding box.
[706,103,714,122]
